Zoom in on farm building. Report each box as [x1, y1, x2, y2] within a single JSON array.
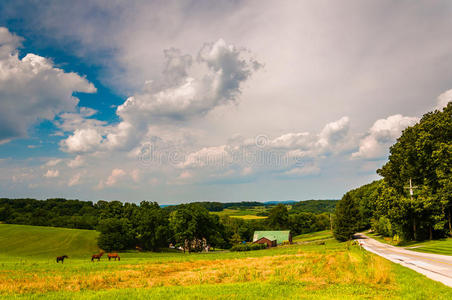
[[252, 230, 292, 246], [253, 237, 277, 248]]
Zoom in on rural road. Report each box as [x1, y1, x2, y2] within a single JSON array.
[[355, 233, 452, 288]]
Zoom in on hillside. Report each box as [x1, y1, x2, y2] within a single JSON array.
[[291, 200, 338, 213], [0, 224, 99, 258]]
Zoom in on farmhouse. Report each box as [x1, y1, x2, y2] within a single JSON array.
[[252, 230, 292, 247]]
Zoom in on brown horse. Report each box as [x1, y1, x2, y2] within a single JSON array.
[[91, 251, 104, 262], [56, 255, 68, 263], [108, 253, 120, 261]]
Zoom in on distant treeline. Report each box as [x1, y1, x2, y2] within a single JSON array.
[[0, 198, 332, 251], [167, 200, 337, 213], [334, 103, 451, 242]]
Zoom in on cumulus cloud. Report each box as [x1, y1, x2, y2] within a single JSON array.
[[60, 39, 260, 154], [105, 168, 126, 187], [436, 89, 452, 110], [0, 27, 96, 143], [44, 169, 59, 178], [352, 114, 419, 159], [67, 155, 84, 168], [61, 128, 103, 153], [68, 173, 81, 186]]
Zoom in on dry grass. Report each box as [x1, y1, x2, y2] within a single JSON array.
[[0, 249, 394, 296]]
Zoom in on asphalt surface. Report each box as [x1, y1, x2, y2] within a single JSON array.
[[355, 233, 452, 288]]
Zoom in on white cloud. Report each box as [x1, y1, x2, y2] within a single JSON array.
[[44, 169, 59, 178], [105, 168, 126, 187], [436, 89, 452, 110], [283, 164, 321, 176], [352, 114, 419, 159], [0, 27, 96, 143], [45, 159, 62, 167], [68, 173, 81, 186], [60, 39, 259, 154], [61, 128, 103, 153], [67, 155, 84, 168]]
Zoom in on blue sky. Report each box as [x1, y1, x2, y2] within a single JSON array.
[[0, 1, 451, 204]]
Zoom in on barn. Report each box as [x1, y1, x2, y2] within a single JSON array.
[[253, 237, 277, 248], [252, 230, 292, 247]]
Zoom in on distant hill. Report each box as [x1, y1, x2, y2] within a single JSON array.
[[0, 224, 99, 258], [263, 200, 298, 205], [291, 200, 338, 214]]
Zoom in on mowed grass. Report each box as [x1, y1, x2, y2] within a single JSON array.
[[368, 232, 452, 256], [293, 230, 333, 243], [0, 224, 100, 258], [0, 224, 451, 299]]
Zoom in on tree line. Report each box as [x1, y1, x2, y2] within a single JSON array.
[[334, 103, 451, 241], [0, 198, 332, 251]]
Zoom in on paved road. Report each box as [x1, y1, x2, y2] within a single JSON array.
[[355, 233, 452, 287]]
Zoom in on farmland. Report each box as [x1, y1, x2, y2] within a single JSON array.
[[0, 224, 452, 299], [210, 207, 269, 220]]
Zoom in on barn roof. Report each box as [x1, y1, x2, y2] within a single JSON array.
[[253, 231, 290, 244]]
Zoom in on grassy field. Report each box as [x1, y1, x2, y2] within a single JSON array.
[[0, 224, 100, 258], [0, 224, 451, 299], [367, 232, 452, 256], [211, 207, 268, 220], [293, 230, 333, 243]]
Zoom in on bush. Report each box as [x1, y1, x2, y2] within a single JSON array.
[[230, 243, 267, 252]]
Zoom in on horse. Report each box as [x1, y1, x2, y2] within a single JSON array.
[[91, 251, 104, 262], [108, 253, 120, 261], [56, 255, 68, 263]]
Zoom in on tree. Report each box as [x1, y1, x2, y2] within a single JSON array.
[[333, 193, 361, 241], [97, 218, 134, 251], [267, 204, 289, 230], [133, 201, 169, 251]]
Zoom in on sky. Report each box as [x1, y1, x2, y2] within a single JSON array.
[[0, 0, 451, 204]]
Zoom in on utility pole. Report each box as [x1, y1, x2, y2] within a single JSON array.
[[404, 178, 419, 240], [404, 178, 418, 200]]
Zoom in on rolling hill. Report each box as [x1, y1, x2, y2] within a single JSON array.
[[0, 223, 99, 258]]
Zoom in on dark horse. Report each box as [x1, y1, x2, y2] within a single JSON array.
[[108, 253, 120, 261], [91, 251, 104, 262], [56, 255, 68, 263]]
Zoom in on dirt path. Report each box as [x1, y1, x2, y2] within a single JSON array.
[[355, 233, 452, 287]]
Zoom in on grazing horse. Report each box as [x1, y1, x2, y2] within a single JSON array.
[[108, 253, 120, 261], [56, 255, 68, 263], [91, 251, 104, 262]]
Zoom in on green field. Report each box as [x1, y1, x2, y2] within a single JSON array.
[[0, 224, 451, 299], [0, 224, 100, 258], [211, 207, 268, 219], [367, 232, 452, 256], [293, 230, 333, 243]]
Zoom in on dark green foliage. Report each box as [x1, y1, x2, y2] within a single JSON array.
[[333, 194, 361, 241], [169, 203, 227, 250], [97, 218, 134, 251], [336, 103, 451, 242], [291, 200, 338, 214], [230, 243, 267, 252], [289, 212, 330, 235], [0, 198, 98, 229], [267, 204, 289, 230]]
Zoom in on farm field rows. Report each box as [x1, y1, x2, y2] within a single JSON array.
[[0, 224, 452, 299]]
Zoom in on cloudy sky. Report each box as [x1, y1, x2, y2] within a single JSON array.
[[0, 0, 451, 204]]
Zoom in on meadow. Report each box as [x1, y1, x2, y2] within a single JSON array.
[[210, 207, 269, 220], [0, 224, 451, 299]]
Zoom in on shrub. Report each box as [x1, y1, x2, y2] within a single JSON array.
[[230, 243, 267, 252]]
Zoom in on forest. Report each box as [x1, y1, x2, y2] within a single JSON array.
[[0, 198, 332, 251], [334, 103, 452, 241]]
